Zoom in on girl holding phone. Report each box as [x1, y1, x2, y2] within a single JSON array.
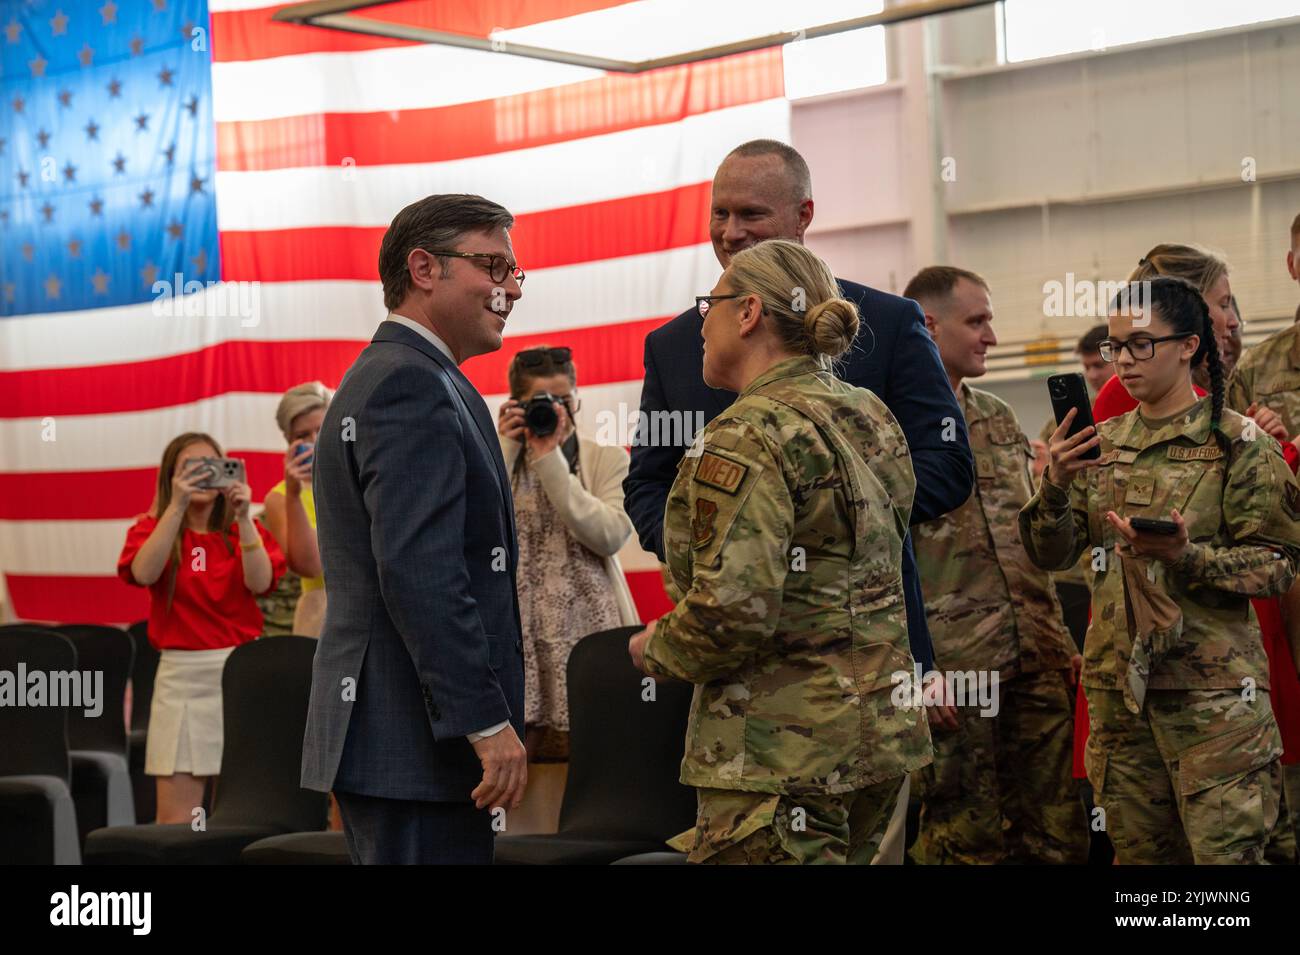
[[1020, 276, 1300, 863], [118, 433, 286, 822]]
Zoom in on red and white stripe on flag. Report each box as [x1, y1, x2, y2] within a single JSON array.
[[0, 0, 790, 624]]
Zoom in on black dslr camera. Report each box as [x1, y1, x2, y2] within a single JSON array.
[[522, 393, 564, 437]]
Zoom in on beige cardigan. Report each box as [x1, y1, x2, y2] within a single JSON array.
[[499, 434, 641, 628]]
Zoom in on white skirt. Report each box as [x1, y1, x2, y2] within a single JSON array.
[[145, 646, 235, 777]]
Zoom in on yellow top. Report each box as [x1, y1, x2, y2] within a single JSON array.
[[270, 479, 324, 593]]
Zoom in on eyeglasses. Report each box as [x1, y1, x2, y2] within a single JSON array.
[[515, 346, 571, 368], [426, 250, 525, 286], [1099, 333, 1194, 362], [696, 294, 742, 319]]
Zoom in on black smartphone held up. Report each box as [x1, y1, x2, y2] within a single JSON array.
[[1047, 372, 1101, 461], [1129, 516, 1179, 536]]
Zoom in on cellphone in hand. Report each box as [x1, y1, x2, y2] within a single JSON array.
[[294, 442, 314, 467], [1047, 373, 1101, 461], [191, 456, 247, 489], [1129, 516, 1179, 536]]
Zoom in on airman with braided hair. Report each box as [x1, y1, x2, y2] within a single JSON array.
[[1020, 275, 1300, 863]]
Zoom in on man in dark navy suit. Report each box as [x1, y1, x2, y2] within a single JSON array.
[[302, 194, 528, 864]]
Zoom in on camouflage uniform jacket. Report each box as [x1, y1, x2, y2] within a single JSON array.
[[1019, 397, 1300, 693], [642, 355, 933, 796], [914, 384, 1074, 677], [1226, 321, 1300, 436]]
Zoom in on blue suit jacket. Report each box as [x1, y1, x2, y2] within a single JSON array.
[[301, 321, 525, 802], [623, 279, 975, 672]]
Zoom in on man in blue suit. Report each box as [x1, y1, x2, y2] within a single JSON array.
[[302, 194, 528, 864], [626, 141, 975, 681]]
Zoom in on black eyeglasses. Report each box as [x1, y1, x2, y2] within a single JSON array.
[[1099, 334, 1194, 363], [696, 294, 742, 319], [515, 346, 571, 368], [427, 250, 525, 286]]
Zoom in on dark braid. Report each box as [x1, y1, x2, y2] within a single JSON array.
[[1200, 306, 1228, 451]]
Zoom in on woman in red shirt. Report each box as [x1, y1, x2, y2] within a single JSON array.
[[118, 432, 286, 823]]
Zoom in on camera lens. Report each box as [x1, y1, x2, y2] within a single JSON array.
[[524, 396, 558, 436]]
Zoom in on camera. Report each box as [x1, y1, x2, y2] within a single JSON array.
[[522, 392, 564, 437]]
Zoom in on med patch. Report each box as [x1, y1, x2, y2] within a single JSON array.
[[694, 451, 748, 495]]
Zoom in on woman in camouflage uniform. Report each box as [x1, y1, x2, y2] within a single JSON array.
[[628, 240, 932, 864], [1021, 276, 1300, 864]]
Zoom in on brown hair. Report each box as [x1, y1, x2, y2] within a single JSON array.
[[1291, 212, 1300, 246], [903, 265, 989, 306], [1127, 243, 1228, 295], [153, 433, 235, 610], [1077, 324, 1110, 356], [507, 346, 577, 400], [378, 194, 515, 311]]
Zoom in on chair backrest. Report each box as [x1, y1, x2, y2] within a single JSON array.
[[559, 626, 697, 841], [0, 628, 77, 782], [54, 625, 134, 757], [211, 636, 328, 832], [125, 621, 159, 733]]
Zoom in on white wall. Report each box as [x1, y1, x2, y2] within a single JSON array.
[[794, 6, 1300, 428]]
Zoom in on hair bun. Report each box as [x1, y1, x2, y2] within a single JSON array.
[[803, 297, 859, 359]]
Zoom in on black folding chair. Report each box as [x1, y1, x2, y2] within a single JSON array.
[[0, 628, 81, 864], [494, 626, 696, 865], [126, 620, 159, 824], [55, 625, 138, 839], [84, 636, 328, 864]]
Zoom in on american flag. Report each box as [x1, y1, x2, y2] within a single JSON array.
[[0, 0, 790, 624]]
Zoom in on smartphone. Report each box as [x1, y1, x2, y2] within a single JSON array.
[[1129, 517, 1179, 536], [294, 442, 314, 467], [1047, 373, 1100, 461], [191, 456, 246, 489]]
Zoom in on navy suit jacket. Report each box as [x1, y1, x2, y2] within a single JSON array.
[[301, 321, 525, 802], [623, 279, 975, 672]]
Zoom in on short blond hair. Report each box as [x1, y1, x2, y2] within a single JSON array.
[[725, 240, 859, 365], [275, 381, 332, 441]]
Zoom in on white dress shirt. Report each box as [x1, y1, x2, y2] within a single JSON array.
[[382, 314, 509, 745]]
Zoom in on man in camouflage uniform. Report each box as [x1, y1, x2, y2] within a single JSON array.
[[1226, 214, 1300, 433], [1225, 323, 1300, 437], [1021, 344, 1300, 861], [905, 267, 1088, 864], [630, 346, 932, 864], [1223, 211, 1300, 858]]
